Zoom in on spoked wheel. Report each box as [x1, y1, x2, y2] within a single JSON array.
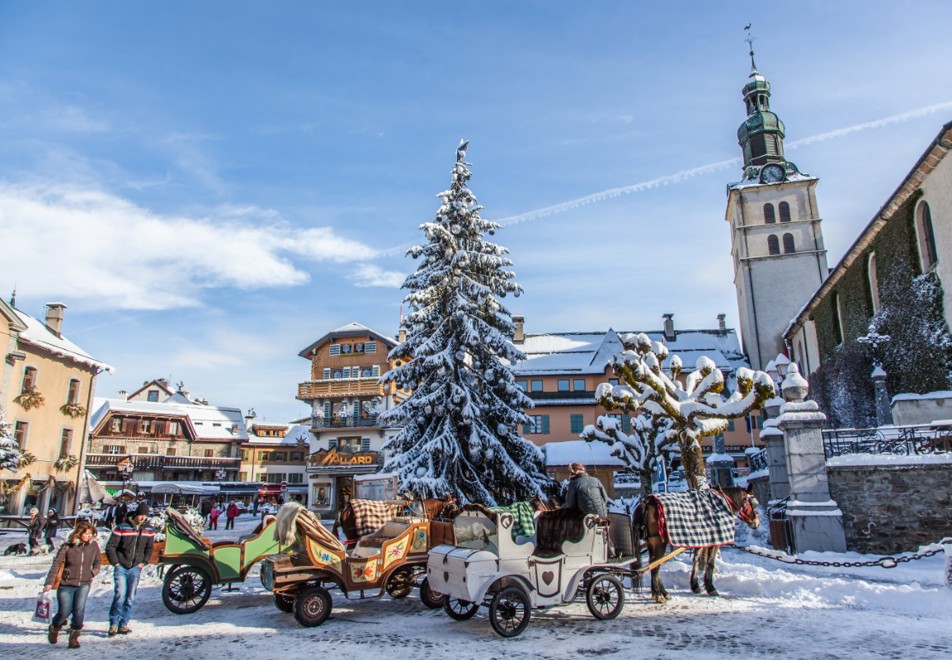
[[162, 565, 213, 614], [443, 597, 479, 620], [586, 574, 625, 620], [385, 568, 415, 599], [274, 592, 294, 613], [294, 585, 333, 627], [489, 585, 531, 638], [419, 578, 446, 609]]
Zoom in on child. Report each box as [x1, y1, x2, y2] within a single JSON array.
[[208, 503, 222, 530]]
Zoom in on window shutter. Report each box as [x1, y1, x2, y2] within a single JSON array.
[[570, 415, 583, 434], [322, 368, 331, 379], [522, 423, 530, 434], [622, 414, 630, 433], [365, 342, 377, 353], [542, 416, 550, 434], [329, 438, 338, 449], [372, 364, 380, 377], [361, 438, 370, 452], [323, 402, 331, 420], [329, 344, 341, 356]]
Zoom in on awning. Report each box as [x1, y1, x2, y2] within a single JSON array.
[[149, 482, 219, 495]]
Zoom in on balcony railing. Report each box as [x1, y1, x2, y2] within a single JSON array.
[[312, 414, 383, 430], [525, 390, 595, 402], [85, 453, 242, 471], [747, 448, 769, 474], [822, 424, 952, 459], [298, 378, 385, 400]]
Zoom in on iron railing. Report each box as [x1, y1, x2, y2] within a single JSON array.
[[312, 414, 381, 430], [821, 424, 952, 459], [748, 448, 769, 474]]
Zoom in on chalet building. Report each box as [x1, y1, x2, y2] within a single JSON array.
[[0, 298, 113, 515], [85, 379, 248, 489], [240, 416, 311, 502], [296, 322, 402, 516], [510, 314, 765, 493]]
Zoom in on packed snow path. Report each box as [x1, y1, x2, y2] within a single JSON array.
[[1, 517, 950, 659]]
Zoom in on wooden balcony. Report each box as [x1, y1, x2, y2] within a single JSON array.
[[85, 453, 242, 472], [297, 378, 385, 400]]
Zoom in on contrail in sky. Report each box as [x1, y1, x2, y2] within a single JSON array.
[[495, 100, 952, 227]]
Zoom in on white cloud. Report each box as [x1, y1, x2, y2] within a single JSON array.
[[347, 263, 406, 288], [0, 183, 381, 310]]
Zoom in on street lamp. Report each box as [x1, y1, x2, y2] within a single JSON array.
[[214, 468, 227, 482]]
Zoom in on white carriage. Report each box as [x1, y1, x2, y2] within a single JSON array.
[[426, 507, 630, 637]]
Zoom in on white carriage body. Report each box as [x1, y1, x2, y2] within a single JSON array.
[[426, 509, 610, 607]]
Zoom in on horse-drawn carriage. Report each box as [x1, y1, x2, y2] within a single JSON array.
[[260, 501, 453, 627], [159, 507, 288, 614], [426, 506, 634, 637]]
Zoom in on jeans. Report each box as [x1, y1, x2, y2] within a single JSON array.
[[109, 565, 141, 627], [53, 584, 90, 630]]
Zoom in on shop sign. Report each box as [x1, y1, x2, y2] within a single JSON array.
[[308, 448, 380, 468]]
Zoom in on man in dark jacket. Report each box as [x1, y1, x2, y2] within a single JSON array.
[[105, 503, 155, 637], [562, 463, 608, 517]]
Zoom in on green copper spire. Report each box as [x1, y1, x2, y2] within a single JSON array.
[[737, 30, 786, 169]]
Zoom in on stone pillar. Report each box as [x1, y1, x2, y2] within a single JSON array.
[[761, 395, 790, 502], [776, 364, 847, 553], [708, 434, 735, 487], [872, 366, 894, 427]]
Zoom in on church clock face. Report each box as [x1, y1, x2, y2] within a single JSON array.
[[760, 163, 785, 184]]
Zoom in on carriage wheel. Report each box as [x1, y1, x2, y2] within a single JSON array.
[[293, 585, 333, 627], [162, 565, 213, 614], [443, 597, 479, 621], [274, 592, 294, 613], [489, 586, 531, 638], [586, 574, 625, 620], [419, 578, 446, 609], [385, 568, 415, 599]]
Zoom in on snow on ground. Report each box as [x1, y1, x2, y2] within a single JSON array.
[[1, 515, 950, 659]]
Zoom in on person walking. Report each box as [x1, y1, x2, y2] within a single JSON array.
[[225, 501, 239, 530], [43, 508, 61, 550], [43, 521, 101, 649], [27, 507, 44, 552], [208, 503, 222, 530], [105, 502, 155, 637]]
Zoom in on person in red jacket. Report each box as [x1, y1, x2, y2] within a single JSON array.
[[225, 501, 239, 530], [44, 521, 101, 649]]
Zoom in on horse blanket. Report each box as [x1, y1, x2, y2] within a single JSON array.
[[349, 499, 401, 538], [489, 501, 537, 538], [649, 489, 736, 548]]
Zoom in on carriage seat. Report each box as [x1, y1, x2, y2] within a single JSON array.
[[350, 521, 411, 558], [237, 515, 276, 544], [532, 509, 590, 559]]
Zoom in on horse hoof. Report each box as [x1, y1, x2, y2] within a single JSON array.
[[653, 595, 667, 604], [706, 589, 719, 597], [690, 583, 702, 594]]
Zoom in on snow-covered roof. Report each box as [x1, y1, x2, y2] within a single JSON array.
[[298, 321, 397, 358], [90, 397, 249, 442], [1, 300, 114, 373], [542, 440, 626, 467], [246, 423, 313, 446], [512, 328, 748, 377]]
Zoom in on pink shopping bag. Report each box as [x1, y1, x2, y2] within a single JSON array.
[[32, 591, 52, 625]]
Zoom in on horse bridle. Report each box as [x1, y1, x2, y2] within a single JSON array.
[[715, 487, 758, 526]]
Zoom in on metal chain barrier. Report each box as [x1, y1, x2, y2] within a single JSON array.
[[728, 541, 946, 569]]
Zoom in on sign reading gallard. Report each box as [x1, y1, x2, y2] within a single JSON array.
[[308, 448, 381, 468]]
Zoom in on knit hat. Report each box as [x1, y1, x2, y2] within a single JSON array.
[[134, 503, 150, 517]]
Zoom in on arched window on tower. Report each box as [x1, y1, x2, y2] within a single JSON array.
[[764, 203, 776, 224], [782, 233, 795, 254], [868, 252, 881, 315], [915, 200, 938, 271], [779, 201, 791, 223], [767, 235, 780, 255]]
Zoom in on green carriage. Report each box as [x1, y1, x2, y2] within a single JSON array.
[[160, 507, 289, 614]]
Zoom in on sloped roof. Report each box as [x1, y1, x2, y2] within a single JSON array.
[[0, 299, 113, 373], [246, 423, 314, 447], [90, 397, 249, 442], [298, 321, 397, 359]]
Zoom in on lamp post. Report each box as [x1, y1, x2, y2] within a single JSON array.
[[117, 455, 135, 498]]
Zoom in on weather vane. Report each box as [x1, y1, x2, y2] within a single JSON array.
[[744, 24, 758, 71]]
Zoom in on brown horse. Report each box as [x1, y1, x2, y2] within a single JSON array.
[[633, 486, 760, 603]]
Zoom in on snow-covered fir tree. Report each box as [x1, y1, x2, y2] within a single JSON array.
[[595, 332, 775, 490], [380, 141, 554, 505], [0, 406, 22, 473]]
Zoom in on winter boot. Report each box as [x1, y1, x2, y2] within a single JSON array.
[[68, 629, 81, 649], [48, 624, 63, 644], [108, 624, 118, 636]]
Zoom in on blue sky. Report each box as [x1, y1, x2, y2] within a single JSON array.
[[2, 2, 951, 423]]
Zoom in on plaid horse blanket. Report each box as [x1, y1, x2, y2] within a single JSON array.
[[349, 499, 401, 538], [649, 489, 736, 548], [489, 501, 537, 539]]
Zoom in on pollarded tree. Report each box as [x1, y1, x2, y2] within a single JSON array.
[[380, 141, 554, 505], [596, 332, 775, 490], [580, 411, 676, 499], [0, 406, 22, 473]]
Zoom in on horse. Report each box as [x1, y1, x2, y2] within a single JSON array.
[[632, 485, 760, 603]]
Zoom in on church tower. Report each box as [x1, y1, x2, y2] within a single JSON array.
[[726, 42, 828, 370]]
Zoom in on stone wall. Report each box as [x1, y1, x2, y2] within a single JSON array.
[[827, 462, 952, 554]]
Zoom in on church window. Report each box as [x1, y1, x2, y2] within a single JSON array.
[[767, 235, 780, 255], [782, 233, 795, 253], [868, 252, 881, 314], [763, 204, 776, 224], [915, 201, 938, 271], [779, 201, 791, 223], [832, 292, 844, 345]]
